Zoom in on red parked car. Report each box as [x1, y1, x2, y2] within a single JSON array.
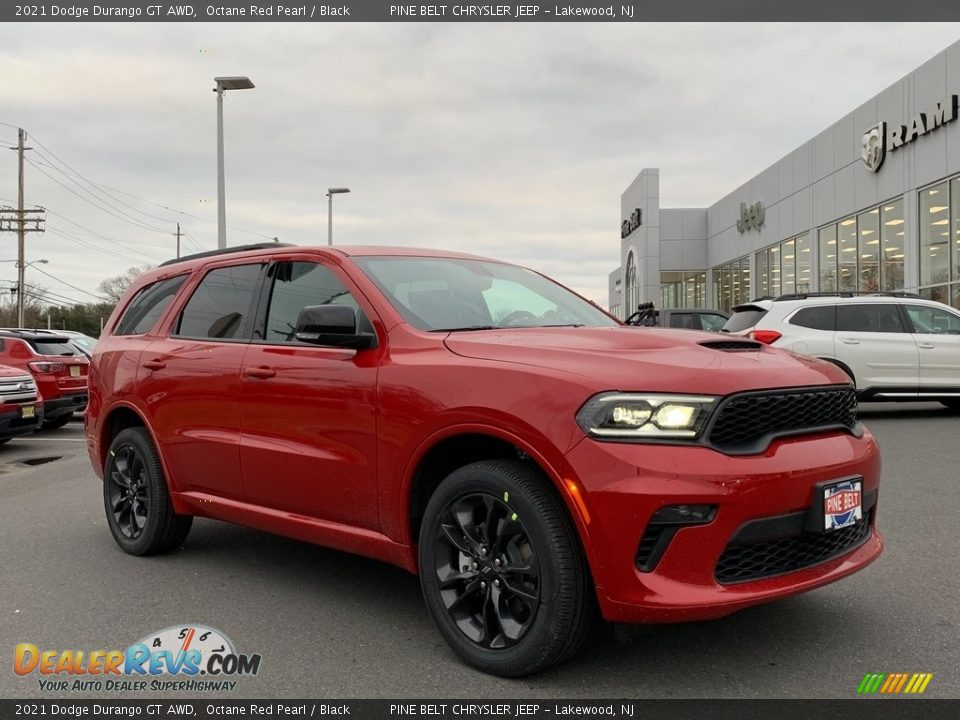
[[86, 244, 883, 676], [0, 361, 42, 444], [0, 330, 88, 429]]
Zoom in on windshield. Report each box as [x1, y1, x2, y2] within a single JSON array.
[[354, 257, 618, 332], [69, 335, 97, 353]]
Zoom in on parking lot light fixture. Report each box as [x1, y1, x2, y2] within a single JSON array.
[[326, 187, 351, 246], [214, 75, 255, 250]]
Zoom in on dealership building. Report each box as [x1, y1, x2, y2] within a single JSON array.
[[608, 39, 960, 320]]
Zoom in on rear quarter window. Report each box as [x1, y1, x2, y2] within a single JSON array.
[[789, 305, 836, 331], [115, 275, 188, 336]]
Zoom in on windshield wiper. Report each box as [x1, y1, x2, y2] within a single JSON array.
[[431, 323, 586, 332], [430, 326, 498, 332]]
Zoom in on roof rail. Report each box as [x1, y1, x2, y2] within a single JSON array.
[[158, 242, 296, 268], [773, 291, 922, 301]]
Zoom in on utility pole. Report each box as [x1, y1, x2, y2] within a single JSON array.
[[0, 128, 45, 327], [174, 222, 182, 259]]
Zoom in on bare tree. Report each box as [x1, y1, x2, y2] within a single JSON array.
[[97, 265, 154, 304]]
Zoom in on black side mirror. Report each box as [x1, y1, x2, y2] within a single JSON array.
[[294, 305, 378, 350]]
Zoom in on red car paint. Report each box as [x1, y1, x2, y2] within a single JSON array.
[[85, 245, 882, 622], [0, 362, 43, 441], [0, 331, 88, 424]]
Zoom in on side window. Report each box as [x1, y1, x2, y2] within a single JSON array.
[[668, 313, 697, 329], [698, 313, 728, 332], [790, 305, 837, 331], [836, 304, 904, 333], [114, 275, 187, 336], [263, 262, 370, 344], [174, 264, 263, 340], [903, 304, 960, 335]]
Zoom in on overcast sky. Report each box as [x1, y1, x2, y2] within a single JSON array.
[[1, 23, 959, 308]]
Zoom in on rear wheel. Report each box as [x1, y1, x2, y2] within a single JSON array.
[[103, 427, 192, 556], [418, 459, 597, 677]]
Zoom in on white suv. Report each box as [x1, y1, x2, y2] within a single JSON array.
[[722, 293, 960, 409]]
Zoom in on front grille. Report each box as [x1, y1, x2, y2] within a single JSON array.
[[707, 386, 858, 453], [0, 375, 38, 404], [699, 340, 763, 352], [715, 513, 872, 584]]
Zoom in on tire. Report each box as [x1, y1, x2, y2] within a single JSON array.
[[103, 427, 192, 556], [42, 414, 73, 430], [418, 459, 598, 677], [941, 400, 960, 412]]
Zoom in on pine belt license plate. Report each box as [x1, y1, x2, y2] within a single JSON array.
[[20, 405, 35, 419], [70, 365, 81, 377], [823, 479, 862, 531]]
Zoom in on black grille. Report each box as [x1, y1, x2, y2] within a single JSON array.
[[699, 340, 763, 352], [715, 513, 872, 584], [707, 387, 858, 453]]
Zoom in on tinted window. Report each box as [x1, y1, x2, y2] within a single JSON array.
[[175, 264, 263, 340], [699, 313, 728, 332], [29, 341, 77, 356], [115, 275, 187, 336], [723, 306, 768, 333], [790, 305, 836, 331], [836, 304, 904, 333], [263, 262, 370, 343], [667, 313, 699, 330], [903, 304, 960, 335]]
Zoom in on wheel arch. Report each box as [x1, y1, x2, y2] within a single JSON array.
[[402, 425, 601, 584], [817, 356, 857, 387]]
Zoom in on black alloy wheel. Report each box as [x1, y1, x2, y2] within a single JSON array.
[[103, 427, 193, 556], [418, 459, 598, 677], [107, 443, 150, 540], [434, 492, 540, 649]]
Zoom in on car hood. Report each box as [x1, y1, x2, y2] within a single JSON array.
[[443, 326, 848, 395]]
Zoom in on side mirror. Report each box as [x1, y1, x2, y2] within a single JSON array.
[[294, 305, 378, 350]]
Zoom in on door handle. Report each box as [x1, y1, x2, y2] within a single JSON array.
[[840, 339, 860, 345], [244, 366, 276, 380], [918, 343, 935, 350], [142, 359, 166, 371]]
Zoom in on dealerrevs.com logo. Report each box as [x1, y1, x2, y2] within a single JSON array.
[[13, 625, 262, 692]]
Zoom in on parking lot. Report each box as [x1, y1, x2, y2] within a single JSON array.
[[1, 404, 957, 699]]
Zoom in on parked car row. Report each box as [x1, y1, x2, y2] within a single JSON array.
[[0, 329, 93, 445], [722, 292, 960, 409]]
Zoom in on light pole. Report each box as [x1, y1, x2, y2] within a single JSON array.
[[2, 258, 49, 327], [326, 188, 351, 246], [214, 76, 255, 250]]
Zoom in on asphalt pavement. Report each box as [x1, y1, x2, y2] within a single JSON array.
[[1, 405, 957, 699]]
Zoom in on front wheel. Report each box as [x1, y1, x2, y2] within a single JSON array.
[[103, 427, 192, 556], [418, 459, 597, 677]]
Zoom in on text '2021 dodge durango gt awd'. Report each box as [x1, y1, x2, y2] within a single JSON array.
[[86, 244, 883, 676]]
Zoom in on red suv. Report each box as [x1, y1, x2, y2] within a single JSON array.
[[0, 330, 88, 429], [86, 244, 883, 676]]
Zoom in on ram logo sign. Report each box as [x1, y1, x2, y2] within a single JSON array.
[[861, 95, 958, 173]]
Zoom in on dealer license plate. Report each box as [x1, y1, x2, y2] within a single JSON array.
[[70, 365, 81, 377], [823, 479, 862, 531], [20, 405, 35, 419]]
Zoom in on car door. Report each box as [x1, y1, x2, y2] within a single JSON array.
[[901, 303, 960, 389], [834, 303, 919, 390], [136, 261, 266, 501], [239, 258, 382, 529]]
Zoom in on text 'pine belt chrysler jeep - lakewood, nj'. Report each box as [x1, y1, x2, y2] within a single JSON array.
[[85, 244, 883, 676]]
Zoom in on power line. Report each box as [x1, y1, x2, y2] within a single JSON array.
[[45, 226, 161, 265], [44, 210, 167, 259], [29, 264, 109, 302]]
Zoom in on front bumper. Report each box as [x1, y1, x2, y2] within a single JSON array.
[[566, 429, 883, 623], [0, 403, 43, 439]]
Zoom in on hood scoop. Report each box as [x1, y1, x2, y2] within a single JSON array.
[[699, 340, 763, 352]]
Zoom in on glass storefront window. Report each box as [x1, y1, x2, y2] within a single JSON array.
[[881, 199, 905, 291], [768, 245, 781, 297], [953, 283, 960, 311], [818, 225, 838, 292], [709, 259, 748, 312], [858, 208, 880, 292], [953, 178, 960, 283], [660, 271, 707, 309], [796, 233, 812, 293], [755, 249, 768, 297], [920, 182, 950, 286], [920, 285, 950, 304], [781, 239, 796, 295], [838, 215, 858, 292], [740, 257, 750, 303]]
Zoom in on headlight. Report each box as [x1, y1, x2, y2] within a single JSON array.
[[576, 393, 717, 440]]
